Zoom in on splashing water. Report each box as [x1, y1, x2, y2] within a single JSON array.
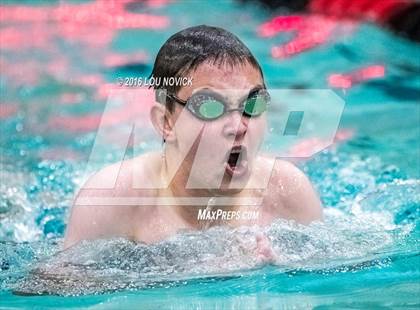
[[1, 161, 417, 296], [0, 0, 419, 307]]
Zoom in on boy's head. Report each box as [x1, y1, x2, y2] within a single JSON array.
[[150, 25, 265, 111], [149, 25, 268, 192]]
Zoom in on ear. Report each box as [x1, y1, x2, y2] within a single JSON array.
[[150, 104, 177, 143]]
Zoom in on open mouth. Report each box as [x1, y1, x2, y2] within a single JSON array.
[[225, 145, 248, 177]]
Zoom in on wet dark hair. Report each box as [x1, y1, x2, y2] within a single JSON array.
[[150, 25, 264, 112]]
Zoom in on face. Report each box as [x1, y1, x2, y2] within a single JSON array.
[[166, 61, 267, 193]]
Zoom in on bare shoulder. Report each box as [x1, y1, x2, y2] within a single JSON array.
[[80, 151, 162, 191], [64, 152, 162, 248], [258, 157, 323, 224]]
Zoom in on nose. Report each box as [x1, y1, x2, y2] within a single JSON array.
[[223, 111, 249, 140]]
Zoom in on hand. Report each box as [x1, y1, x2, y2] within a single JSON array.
[[255, 232, 276, 263]]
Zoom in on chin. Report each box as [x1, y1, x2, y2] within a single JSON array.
[[211, 186, 243, 197]]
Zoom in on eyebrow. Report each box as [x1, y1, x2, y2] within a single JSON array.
[[193, 84, 265, 105]]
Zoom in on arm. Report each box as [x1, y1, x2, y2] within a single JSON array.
[[64, 199, 108, 249], [268, 159, 323, 224], [63, 163, 135, 249]]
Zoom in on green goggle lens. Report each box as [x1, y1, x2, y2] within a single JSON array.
[[243, 95, 269, 116], [198, 100, 225, 119]]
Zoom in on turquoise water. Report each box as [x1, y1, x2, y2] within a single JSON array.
[[1, 0, 420, 308]]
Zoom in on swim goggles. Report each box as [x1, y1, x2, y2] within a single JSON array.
[[160, 88, 271, 121]]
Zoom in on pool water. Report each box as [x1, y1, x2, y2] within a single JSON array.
[[1, 0, 419, 308]]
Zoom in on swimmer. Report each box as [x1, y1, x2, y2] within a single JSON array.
[[64, 25, 323, 256]]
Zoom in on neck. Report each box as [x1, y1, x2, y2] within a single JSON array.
[[160, 147, 241, 229]]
